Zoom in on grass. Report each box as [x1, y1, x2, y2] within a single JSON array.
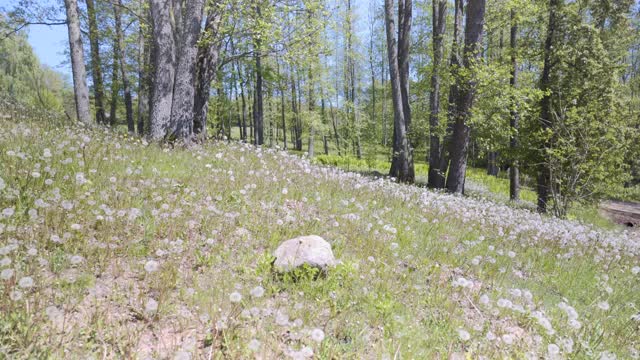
[[0, 118, 639, 359]]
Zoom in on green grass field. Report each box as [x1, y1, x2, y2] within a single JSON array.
[[1, 119, 639, 358]]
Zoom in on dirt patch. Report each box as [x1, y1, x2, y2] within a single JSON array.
[[600, 200, 640, 228]]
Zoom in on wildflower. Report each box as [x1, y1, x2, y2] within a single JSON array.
[[229, 291, 242, 303], [2, 207, 14, 218], [548, 344, 560, 356], [275, 311, 289, 326], [18, 276, 34, 288], [144, 260, 160, 273], [1, 268, 14, 280], [479, 294, 490, 305], [10, 290, 23, 301], [0, 177, 5, 190], [282, 187, 288, 195], [70, 255, 84, 265], [311, 328, 325, 342], [598, 301, 610, 311], [145, 298, 159, 313], [250, 286, 265, 298], [502, 334, 514, 345], [173, 350, 191, 360], [248, 339, 261, 351], [0, 257, 10, 267], [631, 266, 640, 275], [457, 329, 471, 341], [75, 172, 87, 185]]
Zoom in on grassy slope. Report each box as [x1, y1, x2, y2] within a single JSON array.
[[1, 119, 639, 359]]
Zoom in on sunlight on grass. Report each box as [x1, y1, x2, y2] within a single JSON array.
[[0, 119, 638, 358]]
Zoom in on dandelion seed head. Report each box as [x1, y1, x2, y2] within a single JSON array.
[[250, 286, 264, 298], [248, 339, 261, 351], [229, 291, 242, 303], [144, 260, 160, 273], [18, 276, 34, 288], [1, 268, 14, 280], [457, 329, 471, 341], [311, 328, 325, 342]]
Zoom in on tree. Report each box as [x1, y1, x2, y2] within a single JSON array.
[[446, 0, 486, 194], [509, 8, 519, 201], [86, 0, 106, 124], [64, 0, 90, 124], [193, 3, 224, 138], [384, 0, 414, 182], [148, 0, 175, 140], [114, 0, 134, 133], [169, 0, 205, 138], [427, 0, 446, 188]]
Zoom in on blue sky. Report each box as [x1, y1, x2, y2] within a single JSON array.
[[27, 23, 71, 76], [0, 0, 71, 75]]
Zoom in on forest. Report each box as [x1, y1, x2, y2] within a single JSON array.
[[1, 0, 640, 358], [2, 0, 639, 216]]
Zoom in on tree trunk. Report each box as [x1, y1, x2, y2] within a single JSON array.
[[509, 8, 520, 201], [193, 5, 223, 138], [446, 0, 486, 194], [137, 1, 150, 136], [397, 0, 412, 129], [291, 76, 300, 150], [487, 151, 499, 176], [169, 0, 205, 139], [64, 0, 91, 124], [428, 0, 447, 188], [537, 0, 560, 213], [438, 0, 464, 185], [86, 0, 106, 124], [115, 0, 134, 133], [240, 66, 248, 142], [252, 6, 265, 146], [308, 69, 315, 157], [149, 0, 176, 140], [109, 33, 119, 127], [277, 60, 287, 149], [385, 0, 414, 183]]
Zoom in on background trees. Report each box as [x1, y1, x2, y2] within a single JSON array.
[[2, 0, 639, 217]]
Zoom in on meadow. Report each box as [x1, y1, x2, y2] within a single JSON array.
[[1, 118, 639, 359]]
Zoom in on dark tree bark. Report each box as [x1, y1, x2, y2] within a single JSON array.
[[64, 0, 91, 124], [428, 0, 447, 188], [385, 0, 414, 183], [238, 61, 249, 142], [509, 9, 520, 201], [487, 151, 499, 176], [114, 0, 134, 133], [86, 0, 106, 124], [277, 59, 287, 149], [438, 0, 464, 186], [109, 33, 119, 126], [149, 0, 175, 140], [308, 69, 315, 157], [137, 5, 150, 136], [252, 5, 265, 146], [397, 0, 412, 129], [193, 5, 223, 138], [446, 0, 486, 194], [169, 0, 205, 139], [291, 75, 300, 150], [537, 0, 560, 213]]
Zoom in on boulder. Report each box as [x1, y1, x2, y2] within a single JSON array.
[[273, 235, 336, 272]]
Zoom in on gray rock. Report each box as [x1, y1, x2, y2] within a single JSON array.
[[273, 235, 336, 271]]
